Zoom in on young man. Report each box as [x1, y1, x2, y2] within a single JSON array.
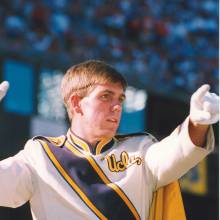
[[0, 60, 218, 220]]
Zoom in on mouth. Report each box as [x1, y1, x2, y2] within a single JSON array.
[[107, 118, 118, 123]]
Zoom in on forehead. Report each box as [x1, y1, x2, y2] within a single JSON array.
[[89, 83, 125, 95]]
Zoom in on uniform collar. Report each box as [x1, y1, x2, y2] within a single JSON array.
[[67, 129, 115, 155]]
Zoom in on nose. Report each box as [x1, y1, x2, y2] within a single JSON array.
[[111, 103, 122, 112]]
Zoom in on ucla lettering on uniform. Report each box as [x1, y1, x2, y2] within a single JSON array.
[[106, 151, 142, 172]]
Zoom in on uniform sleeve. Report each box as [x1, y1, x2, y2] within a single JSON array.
[[145, 117, 214, 189], [0, 140, 34, 208]]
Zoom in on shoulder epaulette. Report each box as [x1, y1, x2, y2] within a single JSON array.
[[115, 132, 157, 142], [33, 135, 67, 147]]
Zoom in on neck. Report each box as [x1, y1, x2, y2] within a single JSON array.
[[70, 124, 101, 147]]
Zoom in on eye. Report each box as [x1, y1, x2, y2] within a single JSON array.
[[100, 93, 110, 101], [119, 96, 126, 104]]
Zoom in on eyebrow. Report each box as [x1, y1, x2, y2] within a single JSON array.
[[101, 90, 126, 98]]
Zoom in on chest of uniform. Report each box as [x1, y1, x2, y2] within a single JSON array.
[[39, 142, 143, 220]]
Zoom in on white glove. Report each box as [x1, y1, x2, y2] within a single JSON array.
[[190, 84, 219, 125], [0, 81, 9, 101]]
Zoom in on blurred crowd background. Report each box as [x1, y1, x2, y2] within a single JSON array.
[[0, 0, 218, 93]]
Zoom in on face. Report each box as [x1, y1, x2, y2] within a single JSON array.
[[76, 83, 125, 140]]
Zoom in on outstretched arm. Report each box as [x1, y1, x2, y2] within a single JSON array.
[[0, 150, 33, 207], [145, 84, 218, 189], [0, 81, 33, 207]]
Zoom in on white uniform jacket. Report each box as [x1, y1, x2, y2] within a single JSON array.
[[0, 118, 214, 220]]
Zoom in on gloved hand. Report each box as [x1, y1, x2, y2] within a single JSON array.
[[190, 84, 219, 125], [0, 81, 9, 101]]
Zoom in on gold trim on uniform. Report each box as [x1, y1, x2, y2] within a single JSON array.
[[95, 138, 112, 155], [46, 136, 66, 147], [67, 129, 113, 155], [65, 141, 141, 220], [68, 131, 91, 153], [39, 140, 108, 220]]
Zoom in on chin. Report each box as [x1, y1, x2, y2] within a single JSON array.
[[98, 129, 117, 139]]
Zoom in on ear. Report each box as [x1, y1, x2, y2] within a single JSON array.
[[70, 95, 83, 115]]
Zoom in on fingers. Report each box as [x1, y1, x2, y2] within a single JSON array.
[[203, 101, 218, 113], [0, 81, 9, 92], [191, 110, 211, 122], [197, 111, 211, 121], [203, 101, 212, 112], [203, 92, 219, 113], [192, 84, 210, 102], [190, 84, 219, 125], [0, 81, 9, 101]]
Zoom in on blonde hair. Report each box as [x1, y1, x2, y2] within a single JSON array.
[[61, 60, 127, 121]]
